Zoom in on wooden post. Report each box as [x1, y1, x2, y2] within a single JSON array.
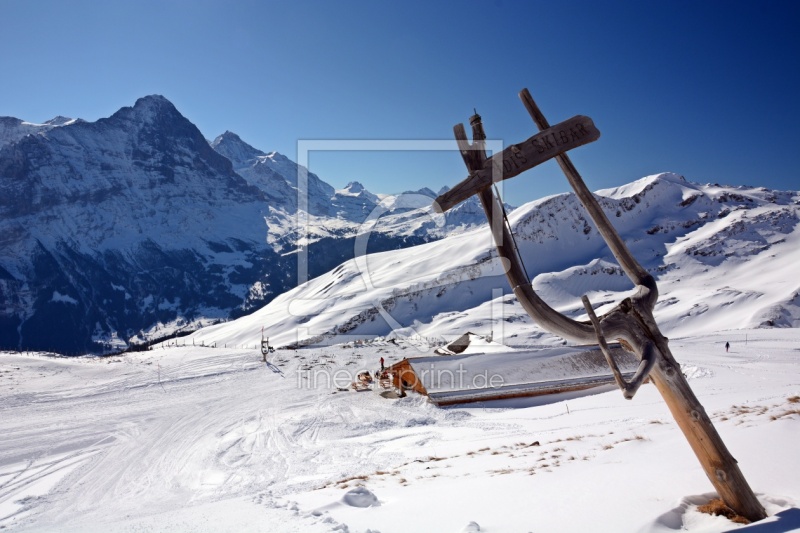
[[441, 91, 766, 523]]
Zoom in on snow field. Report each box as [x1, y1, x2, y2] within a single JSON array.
[[1, 329, 798, 532]]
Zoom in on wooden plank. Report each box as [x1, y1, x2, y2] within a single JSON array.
[[433, 115, 600, 213]]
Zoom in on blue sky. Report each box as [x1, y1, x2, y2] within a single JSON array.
[[1, 0, 798, 204]]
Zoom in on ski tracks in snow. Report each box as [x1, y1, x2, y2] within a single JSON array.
[[0, 442, 105, 524]]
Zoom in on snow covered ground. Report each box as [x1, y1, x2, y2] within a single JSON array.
[[1, 329, 798, 532]]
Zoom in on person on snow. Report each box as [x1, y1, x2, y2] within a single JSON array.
[[380, 357, 385, 372], [725, 341, 730, 353]]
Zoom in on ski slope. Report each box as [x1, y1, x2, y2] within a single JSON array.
[[1, 329, 798, 532]]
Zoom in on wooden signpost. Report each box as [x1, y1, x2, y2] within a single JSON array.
[[434, 88, 767, 523], [433, 115, 599, 213]]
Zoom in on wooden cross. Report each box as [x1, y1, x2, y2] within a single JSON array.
[[433, 114, 600, 213], [434, 88, 766, 523]]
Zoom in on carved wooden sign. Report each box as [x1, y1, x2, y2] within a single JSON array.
[[434, 114, 600, 213]]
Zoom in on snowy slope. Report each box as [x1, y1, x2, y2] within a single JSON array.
[[1, 329, 798, 532], [182, 173, 800, 350]]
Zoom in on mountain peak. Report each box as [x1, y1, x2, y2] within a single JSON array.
[[44, 116, 77, 126], [211, 131, 265, 168], [595, 172, 692, 201], [106, 95, 183, 127], [0, 115, 79, 150], [214, 130, 243, 143], [345, 181, 365, 193], [411, 187, 437, 198], [134, 94, 173, 108], [135, 94, 180, 117]]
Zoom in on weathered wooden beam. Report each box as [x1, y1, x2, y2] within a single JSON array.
[[453, 114, 596, 343], [518, 89, 654, 299], [515, 88, 767, 523], [582, 295, 630, 391], [434, 115, 600, 213], [582, 294, 654, 399], [444, 93, 767, 523]]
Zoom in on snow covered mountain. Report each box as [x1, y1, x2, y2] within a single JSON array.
[[210, 131, 336, 219], [182, 173, 800, 350], [0, 96, 487, 354], [0, 115, 82, 149], [0, 96, 284, 353], [208, 130, 496, 249], [13, 94, 792, 358]]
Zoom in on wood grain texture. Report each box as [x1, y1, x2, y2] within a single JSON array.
[[442, 91, 766, 523], [433, 115, 600, 213]]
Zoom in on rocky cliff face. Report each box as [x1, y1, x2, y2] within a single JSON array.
[[210, 131, 335, 218], [0, 96, 492, 353], [0, 96, 287, 352]]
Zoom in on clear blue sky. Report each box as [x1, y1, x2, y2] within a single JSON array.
[[1, 0, 798, 204]]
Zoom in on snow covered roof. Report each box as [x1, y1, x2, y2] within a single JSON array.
[[434, 332, 514, 355]]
